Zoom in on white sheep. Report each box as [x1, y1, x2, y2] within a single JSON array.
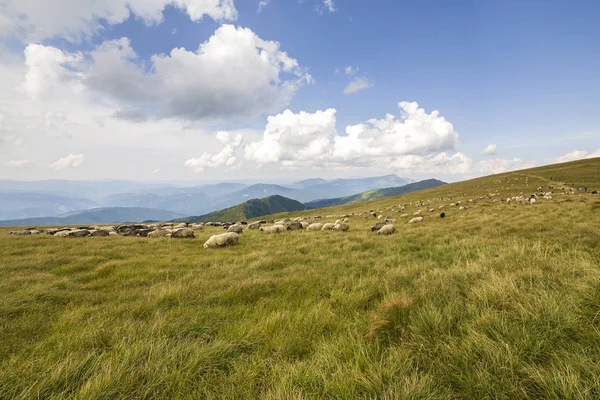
[[227, 224, 244, 234], [307, 223, 324, 231], [321, 223, 335, 231], [400, 214, 408, 218], [408, 217, 424, 224], [377, 224, 396, 235], [260, 225, 285, 234], [332, 223, 350, 232], [203, 232, 239, 248]]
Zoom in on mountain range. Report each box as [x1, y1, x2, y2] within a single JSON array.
[[0, 174, 414, 221]]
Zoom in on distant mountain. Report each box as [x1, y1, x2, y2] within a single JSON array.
[[288, 174, 414, 202], [292, 178, 328, 188], [305, 179, 447, 209], [99, 192, 211, 215], [0, 207, 183, 227], [0, 175, 415, 221], [175, 195, 307, 223], [0, 192, 100, 220]]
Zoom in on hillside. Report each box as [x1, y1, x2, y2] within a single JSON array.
[[1, 158, 599, 399], [0, 207, 182, 226], [305, 179, 446, 209], [175, 195, 306, 223]]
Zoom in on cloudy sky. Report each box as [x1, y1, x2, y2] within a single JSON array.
[[0, 0, 599, 182]]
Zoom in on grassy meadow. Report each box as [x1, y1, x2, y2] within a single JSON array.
[[1, 158, 600, 399]]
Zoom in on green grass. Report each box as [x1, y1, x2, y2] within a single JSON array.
[[1, 158, 600, 399]]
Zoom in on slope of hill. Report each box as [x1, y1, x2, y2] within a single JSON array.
[[305, 179, 446, 209], [175, 195, 306, 223], [0, 207, 182, 226], [1, 158, 600, 398]]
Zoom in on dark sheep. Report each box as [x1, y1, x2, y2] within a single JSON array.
[[371, 222, 386, 232], [287, 222, 304, 231], [440, 212, 446, 218]]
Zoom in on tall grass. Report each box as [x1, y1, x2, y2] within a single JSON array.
[[1, 159, 599, 399]]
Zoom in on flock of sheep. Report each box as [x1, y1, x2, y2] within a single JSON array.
[[8, 178, 592, 249]]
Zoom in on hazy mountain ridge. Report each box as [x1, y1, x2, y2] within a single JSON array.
[[305, 179, 447, 209], [0, 174, 413, 222], [174, 195, 307, 223], [0, 207, 183, 227]]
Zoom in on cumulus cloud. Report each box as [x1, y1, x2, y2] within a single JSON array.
[[344, 77, 373, 94], [51, 154, 86, 169], [481, 144, 497, 155], [245, 101, 463, 172], [389, 153, 472, 175], [555, 149, 600, 163], [24, 44, 84, 100], [245, 109, 337, 167], [5, 159, 34, 168], [185, 131, 243, 172], [0, 0, 237, 42], [475, 158, 536, 175], [23, 25, 311, 121]]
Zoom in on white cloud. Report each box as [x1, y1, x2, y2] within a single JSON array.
[[322, 0, 336, 13], [481, 144, 497, 155], [258, 0, 270, 12], [51, 154, 86, 169], [475, 158, 536, 175], [245, 109, 337, 167], [245, 101, 462, 172], [555, 149, 600, 163], [185, 131, 243, 172], [344, 65, 358, 76], [5, 159, 34, 168], [24, 44, 84, 100], [0, 0, 237, 42], [23, 25, 311, 121], [344, 77, 373, 94]]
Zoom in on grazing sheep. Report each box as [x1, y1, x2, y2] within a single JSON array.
[[203, 232, 239, 249], [371, 222, 387, 231], [300, 222, 309, 229], [9, 230, 31, 235], [191, 224, 204, 231], [307, 223, 324, 231], [342, 218, 350, 224], [530, 198, 537, 204], [413, 210, 421, 216], [68, 229, 91, 237], [377, 224, 396, 235], [89, 230, 110, 237], [247, 222, 262, 230], [440, 212, 446, 218], [227, 224, 244, 234], [332, 223, 350, 232], [168, 228, 195, 239], [408, 217, 424, 224], [54, 230, 72, 237], [260, 225, 285, 234], [335, 220, 341, 225], [287, 222, 304, 231], [148, 229, 169, 238], [321, 223, 335, 231], [109, 232, 119, 237], [400, 214, 409, 218]]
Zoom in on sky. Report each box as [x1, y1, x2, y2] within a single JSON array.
[[0, 0, 599, 183]]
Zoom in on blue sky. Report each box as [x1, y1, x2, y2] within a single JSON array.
[[0, 0, 599, 182]]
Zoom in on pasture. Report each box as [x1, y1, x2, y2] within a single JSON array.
[[1, 158, 600, 399]]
